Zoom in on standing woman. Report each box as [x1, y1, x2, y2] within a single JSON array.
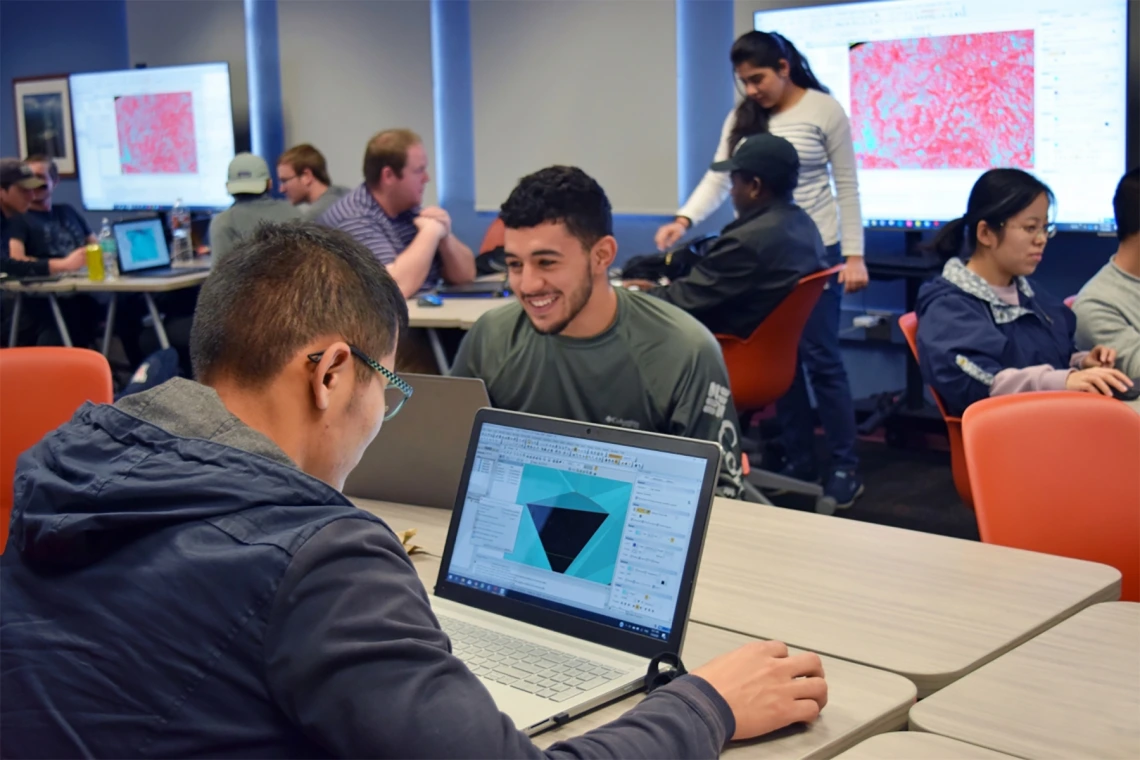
[[656, 31, 867, 507]]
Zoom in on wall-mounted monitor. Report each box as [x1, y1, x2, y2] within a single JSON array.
[[70, 62, 236, 211], [754, 0, 1130, 233]]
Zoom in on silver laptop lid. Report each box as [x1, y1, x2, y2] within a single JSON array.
[[435, 409, 721, 660], [343, 374, 490, 509]]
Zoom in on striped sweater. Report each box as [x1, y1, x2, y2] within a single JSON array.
[[678, 89, 864, 258]]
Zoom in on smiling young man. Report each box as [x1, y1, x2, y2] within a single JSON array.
[[451, 166, 745, 497], [3, 222, 828, 757]]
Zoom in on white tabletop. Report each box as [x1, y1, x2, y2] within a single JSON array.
[[352, 498, 918, 760], [690, 497, 1121, 696], [406, 296, 514, 329], [2, 270, 208, 294], [909, 602, 1140, 759], [71, 270, 209, 292], [834, 732, 1017, 759]]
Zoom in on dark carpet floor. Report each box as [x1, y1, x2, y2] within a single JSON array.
[[751, 431, 980, 541]]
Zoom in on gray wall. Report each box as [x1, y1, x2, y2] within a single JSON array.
[[126, 0, 250, 152], [470, 0, 678, 214], [277, 0, 437, 205]]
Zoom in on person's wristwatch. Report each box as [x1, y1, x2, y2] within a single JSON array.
[[675, 216, 692, 229]]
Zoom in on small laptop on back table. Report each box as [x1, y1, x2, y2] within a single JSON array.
[[430, 408, 721, 734], [114, 217, 210, 278]]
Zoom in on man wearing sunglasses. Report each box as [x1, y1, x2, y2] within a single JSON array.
[[3, 224, 827, 757]]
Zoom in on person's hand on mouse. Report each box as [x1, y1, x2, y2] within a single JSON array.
[[1080, 345, 1117, 369], [1066, 366, 1133, 396], [693, 640, 828, 741]]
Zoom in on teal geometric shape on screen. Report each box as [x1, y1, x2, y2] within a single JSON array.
[[505, 464, 633, 585]]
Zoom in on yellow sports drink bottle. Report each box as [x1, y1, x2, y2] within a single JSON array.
[[86, 243, 105, 281]]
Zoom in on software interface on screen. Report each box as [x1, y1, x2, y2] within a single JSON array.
[[755, 0, 1129, 231], [445, 424, 708, 640], [114, 219, 170, 272], [70, 63, 236, 211]]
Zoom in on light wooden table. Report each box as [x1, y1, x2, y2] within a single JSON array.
[[909, 602, 1140, 759], [406, 296, 514, 373], [353, 498, 918, 760], [834, 732, 1017, 759], [4, 270, 209, 352], [691, 498, 1122, 697]]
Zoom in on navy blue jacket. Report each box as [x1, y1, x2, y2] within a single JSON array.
[[0, 379, 732, 758], [916, 258, 1076, 416]]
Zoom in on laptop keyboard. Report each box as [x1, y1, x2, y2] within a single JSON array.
[[438, 615, 627, 702]]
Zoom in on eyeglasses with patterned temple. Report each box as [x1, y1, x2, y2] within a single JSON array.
[[1004, 221, 1057, 240], [307, 346, 413, 420]]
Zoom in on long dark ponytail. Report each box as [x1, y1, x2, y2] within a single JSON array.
[[728, 31, 829, 153], [925, 169, 1056, 261]]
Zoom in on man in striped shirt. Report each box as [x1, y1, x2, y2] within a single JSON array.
[[318, 129, 475, 297]]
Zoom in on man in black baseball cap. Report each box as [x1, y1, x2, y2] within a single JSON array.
[[628, 132, 827, 339], [1, 158, 45, 218]]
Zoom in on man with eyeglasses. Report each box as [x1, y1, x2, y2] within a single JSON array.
[[277, 143, 351, 222], [3, 222, 829, 758]]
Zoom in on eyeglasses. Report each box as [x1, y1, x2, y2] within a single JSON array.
[[1005, 222, 1057, 240], [307, 346, 413, 420]]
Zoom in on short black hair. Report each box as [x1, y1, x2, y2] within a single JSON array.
[[1114, 167, 1139, 242], [499, 166, 613, 249], [732, 168, 798, 201], [190, 223, 408, 387]]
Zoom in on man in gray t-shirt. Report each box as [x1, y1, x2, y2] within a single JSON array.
[[209, 153, 301, 265], [451, 166, 744, 497]]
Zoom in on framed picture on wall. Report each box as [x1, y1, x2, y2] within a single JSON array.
[[12, 75, 76, 177]]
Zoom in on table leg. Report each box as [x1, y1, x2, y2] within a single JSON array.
[[427, 328, 451, 375], [47, 295, 73, 347], [144, 293, 170, 349], [7, 292, 22, 347], [101, 293, 118, 357]]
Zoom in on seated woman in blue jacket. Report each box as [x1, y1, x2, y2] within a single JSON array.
[[916, 168, 1132, 416]]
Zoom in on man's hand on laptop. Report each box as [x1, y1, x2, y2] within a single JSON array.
[[693, 640, 828, 740]]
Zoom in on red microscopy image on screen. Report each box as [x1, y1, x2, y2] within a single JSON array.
[[115, 92, 198, 174], [850, 30, 1034, 170]]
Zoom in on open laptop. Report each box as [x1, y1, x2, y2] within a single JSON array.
[[436, 277, 510, 298], [431, 409, 721, 734], [343, 374, 491, 508], [114, 217, 210, 278]]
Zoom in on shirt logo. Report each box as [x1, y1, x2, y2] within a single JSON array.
[[604, 416, 641, 430], [702, 382, 731, 419]]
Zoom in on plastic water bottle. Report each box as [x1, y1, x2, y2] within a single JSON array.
[[98, 219, 119, 280], [170, 198, 193, 266]]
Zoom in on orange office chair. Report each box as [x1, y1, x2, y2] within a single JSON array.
[[0, 348, 114, 553], [480, 217, 505, 255], [717, 265, 842, 513], [962, 392, 1140, 601], [898, 312, 973, 509]]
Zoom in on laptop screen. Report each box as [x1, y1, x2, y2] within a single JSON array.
[[443, 422, 708, 641], [114, 218, 171, 272]]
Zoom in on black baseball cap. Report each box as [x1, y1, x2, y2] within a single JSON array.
[[0, 158, 46, 190], [710, 133, 800, 180]]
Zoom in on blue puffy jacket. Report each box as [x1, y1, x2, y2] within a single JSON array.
[[0, 378, 731, 758], [916, 257, 1076, 417]]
